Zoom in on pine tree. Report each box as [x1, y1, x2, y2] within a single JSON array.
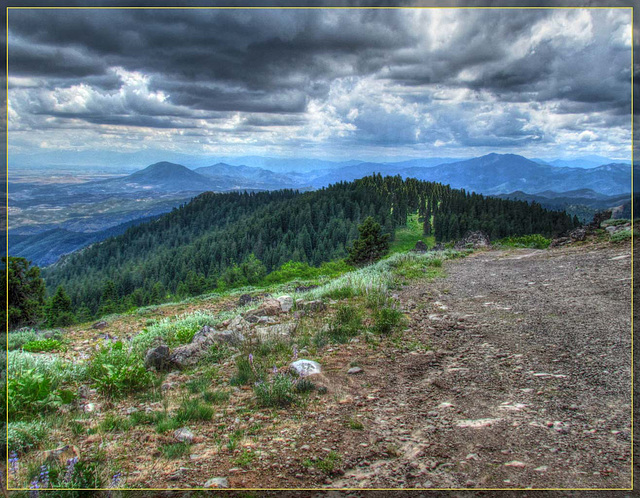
[[2, 257, 46, 329], [346, 216, 390, 266], [45, 286, 75, 327]]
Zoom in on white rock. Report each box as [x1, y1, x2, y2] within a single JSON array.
[[277, 295, 294, 313], [504, 461, 526, 468], [204, 477, 229, 488], [290, 359, 321, 376], [174, 427, 195, 443]]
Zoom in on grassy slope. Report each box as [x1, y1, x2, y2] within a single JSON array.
[[389, 212, 434, 255]]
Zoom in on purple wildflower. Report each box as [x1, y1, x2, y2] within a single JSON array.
[[9, 452, 19, 478], [63, 456, 78, 484], [272, 365, 278, 374], [39, 465, 50, 488], [292, 346, 298, 360], [111, 471, 122, 488], [248, 353, 254, 365]]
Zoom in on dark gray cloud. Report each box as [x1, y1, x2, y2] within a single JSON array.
[[6, 7, 633, 160]]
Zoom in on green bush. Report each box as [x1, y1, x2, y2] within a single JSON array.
[[611, 229, 633, 243], [8, 368, 76, 418], [254, 374, 298, 407], [316, 451, 342, 473], [8, 420, 48, 454], [87, 341, 153, 397], [230, 355, 264, 386], [327, 304, 362, 343], [22, 338, 65, 353], [372, 307, 406, 335], [8, 329, 41, 350], [495, 234, 551, 249], [602, 218, 629, 227]]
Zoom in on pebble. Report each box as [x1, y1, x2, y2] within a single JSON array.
[[174, 427, 195, 443], [504, 460, 526, 468], [347, 367, 363, 375]]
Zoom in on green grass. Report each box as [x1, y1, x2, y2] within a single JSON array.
[[174, 398, 214, 424], [315, 451, 342, 473], [159, 441, 191, 459], [87, 341, 153, 398], [389, 213, 434, 255], [233, 448, 257, 468], [203, 389, 230, 404], [253, 374, 299, 407], [371, 307, 406, 335]]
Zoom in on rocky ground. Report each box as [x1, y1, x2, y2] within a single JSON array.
[[331, 243, 632, 490], [141, 241, 632, 491], [5, 240, 633, 495]]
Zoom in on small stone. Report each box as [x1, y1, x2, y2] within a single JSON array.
[[204, 477, 229, 488], [174, 427, 195, 443], [347, 367, 363, 375], [92, 321, 108, 330], [534, 466, 548, 472], [504, 460, 526, 468]]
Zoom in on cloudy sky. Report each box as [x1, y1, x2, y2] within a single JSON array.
[[7, 7, 633, 162]]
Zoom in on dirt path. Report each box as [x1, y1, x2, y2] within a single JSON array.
[[332, 243, 632, 489]]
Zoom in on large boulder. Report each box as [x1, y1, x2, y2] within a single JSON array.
[[454, 231, 490, 250], [277, 295, 294, 313], [243, 299, 282, 323], [413, 240, 429, 252], [169, 325, 244, 368], [255, 322, 297, 341], [144, 344, 172, 371], [295, 300, 326, 313]]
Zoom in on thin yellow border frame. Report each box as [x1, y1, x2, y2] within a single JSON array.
[[4, 5, 635, 492]]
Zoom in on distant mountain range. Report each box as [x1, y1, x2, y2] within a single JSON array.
[[8, 152, 633, 267], [67, 153, 632, 196]]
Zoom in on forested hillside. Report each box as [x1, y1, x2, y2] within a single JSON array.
[[43, 175, 578, 314]]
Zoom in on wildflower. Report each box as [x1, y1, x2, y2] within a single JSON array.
[[111, 471, 123, 488], [272, 365, 278, 374], [39, 465, 50, 488], [248, 353, 254, 366], [63, 456, 79, 484], [292, 346, 298, 360], [9, 452, 19, 477]]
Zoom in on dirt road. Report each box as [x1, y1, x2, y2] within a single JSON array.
[[332, 243, 632, 489]]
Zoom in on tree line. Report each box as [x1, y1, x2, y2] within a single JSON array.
[[4, 175, 577, 328]]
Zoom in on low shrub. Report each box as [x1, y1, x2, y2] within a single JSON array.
[[371, 307, 406, 335], [22, 338, 65, 353], [327, 304, 363, 344], [230, 355, 264, 386], [87, 341, 153, 398], [203, 390, 230, 404], [602, 218, 629, 227], [611, 229, 633, 243], [495, 234, 551, 249], [316, 451, 342, 473], [253, 374, 298, 407], [8, 329, 41, 350], [8, 421, 48, 454]]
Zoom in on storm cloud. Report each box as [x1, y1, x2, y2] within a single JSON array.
[[7, 7, 633, 160]]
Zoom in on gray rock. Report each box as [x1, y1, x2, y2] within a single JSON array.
[[347, 367, 363, 375], [297, 300, 326, 312], [454, 231, 490, 250], [413, 240, 428, 252], [169, 325, 243, 368], [255, 322, 297, 341], [174, 427, 195, 443], [569, 227, 587, 241], [277, 295, 294, 313], [290, 359, 321, 376], [144, 344, 172, 370], [92, 321, 108, 330], [237, 294, 256, 307], [243, 298, 282, 322], [226, 315, 250, 335], [204, 477, 229, 488]]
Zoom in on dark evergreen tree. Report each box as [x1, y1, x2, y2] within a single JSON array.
[[45, 285, 75, 327], [346, 216, 391, 266], [3, 257, 46, 329]]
